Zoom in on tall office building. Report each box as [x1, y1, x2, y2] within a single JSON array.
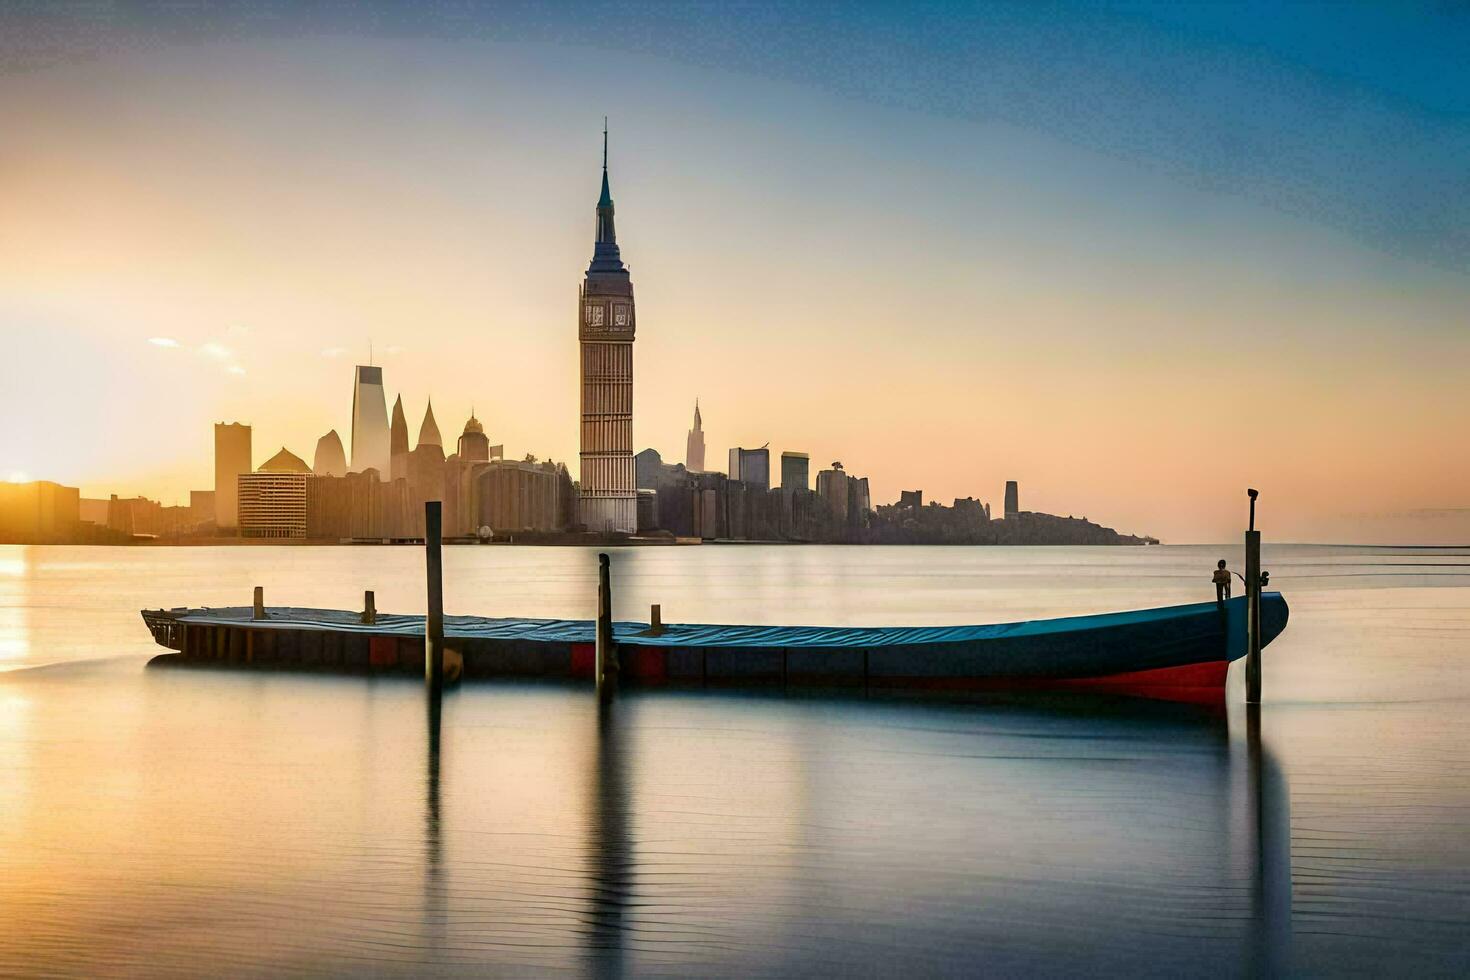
[[686, 400, 705, 473], [389, 395, 410, 482], [350, 365, 391, 480], [577, 126, 637, 533], [238, 448, 310, 539], [213, 421, 252, 530], [1004, 480, 1020, 519], [780, 451, 810, 492], [729, 446, 771, 490]]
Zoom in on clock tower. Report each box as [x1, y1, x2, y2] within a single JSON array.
[[578, 124, 637, 533]]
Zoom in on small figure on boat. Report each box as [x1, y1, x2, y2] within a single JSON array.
[[1213, 559, 1232, 604]]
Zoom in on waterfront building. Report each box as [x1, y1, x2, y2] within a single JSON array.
[[729, 446, 771, 490], [577, 127, 637, 533], [458, 413, 491, 462], [106, 494, 193, 538], [0, 480, 80, 543], [389, 395, 410, 482], [305, 470, 410, 541], [780, 451, 810, 492], [686, 400, 705, 473], [350, 365, 391, 480], [816, 462, 850, 521], [213, 421, 252, 530], [238, 448, 310, 539], [1005, 480, 1020, 520], [477, 459, 575, 533], [635, 447, 663, 490], [636, 488, 659, 533], [189, 490, 216, 525], [899, 489, 923, 510], [849, 476, 871, 522]]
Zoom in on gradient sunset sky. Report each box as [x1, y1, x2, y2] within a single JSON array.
[[1, 2, 1467, 543]]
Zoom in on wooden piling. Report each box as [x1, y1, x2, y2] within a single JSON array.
[[649, 603, 662, 636], [1240, 488, 1266, 704], [596, 553, 617, 697], [253, 586, 265, 621], [425, 502, 445, 699], [362, 590, 376, 625], [1245, 528, 1262, 703]]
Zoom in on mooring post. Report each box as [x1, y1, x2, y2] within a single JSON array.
[[596, 553, 617, 697], [425, 501, 445, 700], [1245, 488, 1263, 704], [649, 603, 662, 636], [252, 586, 265, 621], [362, 590, 376, 625]]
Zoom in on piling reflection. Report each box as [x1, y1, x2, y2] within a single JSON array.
[[424, 695, 445, 963], [1245, 702, 1293, 975], [583, 697, 632, 978]]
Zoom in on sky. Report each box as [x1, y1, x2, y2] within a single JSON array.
[[0, 1, 1467, 543]]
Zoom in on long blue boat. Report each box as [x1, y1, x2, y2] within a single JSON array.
[[142, 593, 1288, 703]]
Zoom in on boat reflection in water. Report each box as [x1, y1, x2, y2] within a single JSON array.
[[412, 688, 1291, 976]]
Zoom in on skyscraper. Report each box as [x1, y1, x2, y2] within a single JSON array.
[[578, 125, 637, 533], [389, 395, 410, 482], [350, 365, 391, 480], [1004, 480, 1020, 519], [780, 451, 810, 492], [686, 400, 705, 473], [213, 421, 251, 530], [728, 446, 771, 490]]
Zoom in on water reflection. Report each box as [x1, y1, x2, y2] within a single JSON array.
[[424, 695, 446, 967], [583, 697, 632, 978], [1245, 702, 1293, 976]]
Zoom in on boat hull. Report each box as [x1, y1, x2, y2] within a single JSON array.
[[141, 594, 1288, 702]]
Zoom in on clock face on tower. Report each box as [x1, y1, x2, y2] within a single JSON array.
[[585, 304, 604, 327], [614, 305, 629, 327]]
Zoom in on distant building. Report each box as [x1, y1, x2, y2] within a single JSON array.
[[477, 459, 575, 533], [635, 448, 663, 490], [457, 413, 490, 462], [79, 497, 110, 525], [351, 365, 391, 481], [189, 489, 216, 525], [306, 470, 410, 541], [312, 430, 347, 477], [685, 400, 705, 473], [1004, 480, 1019, 520], [389, 395, 410, 482], [578, 127, 638, 533], [780, 452, 810, 493], [728, 446, 771, 490], [899, 489, 923, 510], [849, 476, 871, 520], [213, 422, 251, 530], [636, 488, 659, 533], [418, 399, 442, 448], [0, 480, 80, 543], [816, 462, 850, 521], [238, 448, 310, 539]]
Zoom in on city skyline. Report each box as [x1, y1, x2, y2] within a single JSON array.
[[2, 5, 1468, 543]]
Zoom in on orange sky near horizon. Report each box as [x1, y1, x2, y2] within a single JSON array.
[[1, 38, 1467, 544]]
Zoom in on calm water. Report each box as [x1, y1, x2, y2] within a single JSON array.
[[2, 544, 1468, 977]]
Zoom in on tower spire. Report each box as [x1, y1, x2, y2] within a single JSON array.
[[590, 118, 623, 271]]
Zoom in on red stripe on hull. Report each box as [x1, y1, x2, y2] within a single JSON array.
[[871, 660, 1230, 704]]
